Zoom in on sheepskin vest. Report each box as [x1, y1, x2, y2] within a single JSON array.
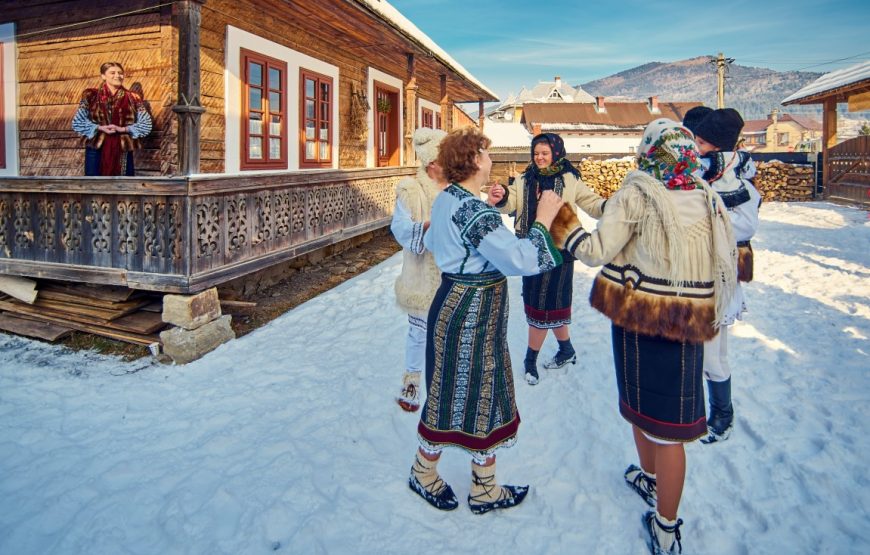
[[499, 172, 605, 230], [565, 171, 737, 343], [394, 171, 443, 317]]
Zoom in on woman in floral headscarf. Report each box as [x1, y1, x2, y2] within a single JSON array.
[[487, 133, 605, 385], [71, 62, 152, 176], [548, 119, 736, 555]]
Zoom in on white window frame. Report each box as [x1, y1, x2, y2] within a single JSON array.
[[0, 23, 18, 176], [418, 97, 440, 129], [225, 26, 339, 174], [366, 67, 403, 168]]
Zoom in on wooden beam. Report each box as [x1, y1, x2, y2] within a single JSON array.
[[405, 53, 417, 166], [822, 98, 838, 194], [172, 0, 206, 175], [478, 99, 485, 131]]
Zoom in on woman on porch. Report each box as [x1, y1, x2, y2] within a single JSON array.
[[71, 62, 152, 176]]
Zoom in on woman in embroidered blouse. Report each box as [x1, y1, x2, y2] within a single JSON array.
[[407, 126, 564, 515], [71, 62, 152, 176], [487, 133, 605, 385]]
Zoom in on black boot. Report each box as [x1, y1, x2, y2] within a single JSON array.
[[524, 348, 539, 385], [543, 338, 577, 370], [702, 378, 733, 444]]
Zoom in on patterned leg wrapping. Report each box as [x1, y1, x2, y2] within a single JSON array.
[[408, 452, 458, 511], [468, 461, 529, 515]]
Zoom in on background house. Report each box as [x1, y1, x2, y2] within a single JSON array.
[[741, 110, 822, 152]]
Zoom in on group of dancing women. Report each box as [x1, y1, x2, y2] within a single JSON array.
[[393, 110, 759, 554]]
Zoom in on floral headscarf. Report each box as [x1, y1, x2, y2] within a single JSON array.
[[637, 119, 701, 191]]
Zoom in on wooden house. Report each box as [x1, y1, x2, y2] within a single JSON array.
[[782, 60, 870, 206], [0, 0, 497, 293]]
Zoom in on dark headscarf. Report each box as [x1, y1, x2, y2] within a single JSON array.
[[519, 133, 580, 236]]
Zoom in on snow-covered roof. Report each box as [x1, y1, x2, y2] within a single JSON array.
[[484, 120, 532, 148], [355, 1, 498, 101], [782, 60, 870, 105]]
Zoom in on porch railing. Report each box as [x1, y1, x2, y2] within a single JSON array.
[[0, 167, 412, 293]]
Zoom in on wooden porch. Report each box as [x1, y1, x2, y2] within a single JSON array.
[[0, 167, 411, 293]]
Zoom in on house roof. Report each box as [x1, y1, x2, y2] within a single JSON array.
[[742, 114, 822, 134], [521, 101, 701, 130], [354, 1, 498, 102], [782, 60, 870, 105], [484, 121, 533, 149]]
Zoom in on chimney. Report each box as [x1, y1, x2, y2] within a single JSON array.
[[648, 95, 660, 113], [770, 108, 779, 124], [596, 96, 606, 112], [555, 76, 562, 88], [532, 123, 542, 136]]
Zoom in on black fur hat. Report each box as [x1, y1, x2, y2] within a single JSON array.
[[682, 106, 713, 136], [693, 108, 744, 151]]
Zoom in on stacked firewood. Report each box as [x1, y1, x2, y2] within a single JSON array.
[[579, 159, 637, 198], [754, 161, 815, 202]]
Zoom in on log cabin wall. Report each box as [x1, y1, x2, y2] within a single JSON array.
[[198, 0, 467, 173], [9, 0, 176, 176]]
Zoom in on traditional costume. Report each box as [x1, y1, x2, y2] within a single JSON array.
[[550, 118, 736, 554], [71, 83, 152, 176], [391, 128, 446, 411], [418, 184, 562, 456], [693, 108, 762, 443]]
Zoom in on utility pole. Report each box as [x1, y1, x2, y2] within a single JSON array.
[[710, 52, 735, 108]]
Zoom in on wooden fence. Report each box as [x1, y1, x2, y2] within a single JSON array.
[[827, 135, 870, 207]]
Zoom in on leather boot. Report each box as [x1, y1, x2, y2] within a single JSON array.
[[702, 377, 734, 444]]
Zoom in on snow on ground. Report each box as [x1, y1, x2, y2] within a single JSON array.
[[1, 201, 868, 554]]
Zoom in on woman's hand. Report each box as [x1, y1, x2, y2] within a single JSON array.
[[534, 191, 564, 229], [98, 125, 116, 135], [487, 183, 505, 206]]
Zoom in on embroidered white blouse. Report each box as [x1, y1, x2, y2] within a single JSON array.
[[424, 184, 561, 276]]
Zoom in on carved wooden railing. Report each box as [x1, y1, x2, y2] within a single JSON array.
[[0, 167, 412, 292]]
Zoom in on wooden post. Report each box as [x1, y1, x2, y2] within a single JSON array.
[[440, 74, 451, 131], [478, 99, 484, 131], [405, 53, 417, 166], [822, 98, 838, 194], [716, 52, 726, 108], [172, 0, 206, 175]]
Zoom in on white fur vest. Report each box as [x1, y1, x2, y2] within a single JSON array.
[[394, 170, 443, 316]]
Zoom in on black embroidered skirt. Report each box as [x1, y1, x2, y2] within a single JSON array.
[[418, 271, 520, 454], [612, 324, 706, 442], [522, 256, 574, 329]]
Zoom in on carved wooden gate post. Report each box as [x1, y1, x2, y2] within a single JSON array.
[[172, 0, 206, 176]]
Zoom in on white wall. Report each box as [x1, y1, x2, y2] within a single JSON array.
[[224, 26, 340, 174], [0, 23, 18, 176], [563, 135, 641, 154]]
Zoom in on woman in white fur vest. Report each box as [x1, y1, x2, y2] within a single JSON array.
[[390, 127, 447, 412], [550, 119, 737, 555]]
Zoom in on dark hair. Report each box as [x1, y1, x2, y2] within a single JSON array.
[[436, 127, 492, 184], [100, 62, 124, 75]]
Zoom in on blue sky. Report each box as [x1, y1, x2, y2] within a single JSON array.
[[388, 0, 870, 102]]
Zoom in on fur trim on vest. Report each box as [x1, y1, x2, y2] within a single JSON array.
[[394, 170, 443, 315]]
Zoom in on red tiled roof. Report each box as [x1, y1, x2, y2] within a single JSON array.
[[742, 120, 769, 133], [742, 114, 822, 134], [521, 101, 702, 128]]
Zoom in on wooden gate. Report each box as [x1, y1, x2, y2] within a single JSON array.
[[826, 135, 870, 207]]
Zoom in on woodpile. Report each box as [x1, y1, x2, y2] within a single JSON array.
[[579, 159, 637, 198], [755, 161, 815, 202], [0, 278, 167, 346]]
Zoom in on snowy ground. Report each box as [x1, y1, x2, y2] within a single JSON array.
[[1, 201, 868, 554]]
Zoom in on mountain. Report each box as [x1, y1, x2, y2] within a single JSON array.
[[580, 56, 824, 121]]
